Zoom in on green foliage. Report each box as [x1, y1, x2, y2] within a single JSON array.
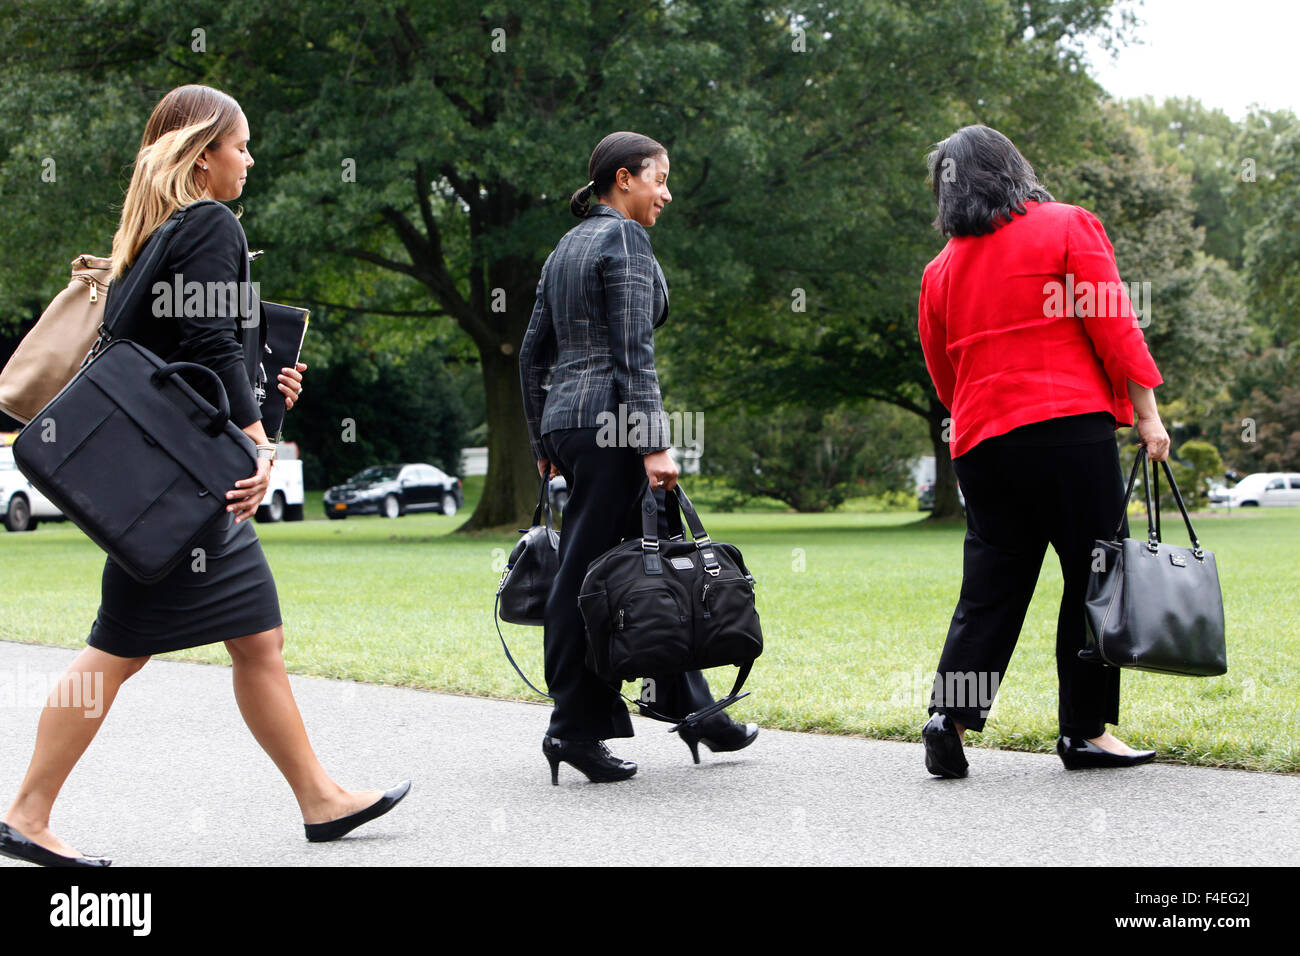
[[1047, 104, 1252, 415], [285, 329, 470, 489], [1176, 439, 1223, 509], [700, 400, 928, 512], [1244, 126, 1300, 347]]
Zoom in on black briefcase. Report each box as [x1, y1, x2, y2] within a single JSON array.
[[579, 481, 762, 724], [12, 340, 257, 584], [1081, 446, 1227, 676]]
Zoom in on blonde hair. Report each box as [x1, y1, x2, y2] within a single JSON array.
[[109, 85, 244, 281]]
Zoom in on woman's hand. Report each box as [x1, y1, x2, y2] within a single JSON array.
[[644, 449, 679, 492], [1127, 379, 1171, 462], [227, 457, 272, 523], [1137, 415, 1171, 463], [537, 457, 559, 479], [279, 361, 307, 411]]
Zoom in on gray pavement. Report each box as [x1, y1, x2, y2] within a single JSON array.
[[1, 639, 1296, 866]]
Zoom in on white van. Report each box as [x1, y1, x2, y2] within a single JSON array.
[[1223, 472, 1300, 508], [2, 432, 304, 529], [0, 437, 62, 532]]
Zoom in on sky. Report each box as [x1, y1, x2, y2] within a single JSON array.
[[1080, 0, 1299, 118]]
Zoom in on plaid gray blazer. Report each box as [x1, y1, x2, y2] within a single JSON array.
[[520, 203, 671, 459]]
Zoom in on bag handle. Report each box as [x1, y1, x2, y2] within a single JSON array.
[[149, 361, 231, 436], [529, 473, 554, 532], [1116, 445, 1206, 560], [1151, 451, 1205, 559], [639, 480, 721, 577]]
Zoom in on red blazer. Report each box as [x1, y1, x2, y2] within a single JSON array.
[[918, 199, 1162, 458]]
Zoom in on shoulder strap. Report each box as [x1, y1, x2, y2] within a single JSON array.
[[96, 201, 228, 352], [493, 591, 553, 700]]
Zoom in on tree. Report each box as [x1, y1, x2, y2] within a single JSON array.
[[0, 0, 1150, 527], [701, 399, 928, 512], [1176, 439, 1222, 510]]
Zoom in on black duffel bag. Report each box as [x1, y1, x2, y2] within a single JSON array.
[[13, 339, 257, 584], [578, 480, 762, 727], [1081, 445, 1227, 676]]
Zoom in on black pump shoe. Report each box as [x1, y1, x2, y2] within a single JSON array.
[[0, 822, 111, 868], [304, 781, 411, 842], [543, 736, 637, 785], [922, 713, 968, 779], [1057, 736, 1156, 770], [678, 719, 759, 764]]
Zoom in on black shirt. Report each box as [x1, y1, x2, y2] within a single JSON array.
[[105, 202, 262, 428]]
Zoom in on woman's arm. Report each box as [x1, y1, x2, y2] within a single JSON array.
[[918, 265, 956, 412], [1126, 379, 1171, 462], [167, 203, 271, 521], [520, 258, 557, 464], [603, 220, 671, 457], [1065, 207, 1164, 405]]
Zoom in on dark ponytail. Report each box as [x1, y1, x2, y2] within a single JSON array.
[[570, 130, 666, 218]]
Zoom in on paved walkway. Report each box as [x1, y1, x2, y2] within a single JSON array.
[[1, 640, 1296, 866]]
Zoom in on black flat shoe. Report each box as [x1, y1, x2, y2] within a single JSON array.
[[304, 781, 412, 842], [0, 822, 111, 868], [1057, 736, 1156, 770], [922, 713, 968, 779], [678, 718, 759, 764], [543, 736, 637, 785]]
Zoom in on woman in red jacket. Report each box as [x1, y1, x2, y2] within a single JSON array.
[[917, 125, 1170, 777]]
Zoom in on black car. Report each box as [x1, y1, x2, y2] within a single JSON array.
[[324, 463, 464, 519]]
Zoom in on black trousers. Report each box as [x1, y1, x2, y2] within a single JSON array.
[[541, 427, 717, 741], [928, 416, 1125, 739]]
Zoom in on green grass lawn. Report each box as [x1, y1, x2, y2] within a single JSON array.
[[2, 485, 1296, 772]]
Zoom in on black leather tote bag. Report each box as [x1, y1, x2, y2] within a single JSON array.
[[492, 475, 560, 698], [497, 475, 560, 626], [579, 481, 762, 724], [13, 340, 256, 584], [1081, 446, 1227, 676]]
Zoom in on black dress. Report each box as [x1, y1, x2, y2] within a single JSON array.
[[85, 202, 281, 659]]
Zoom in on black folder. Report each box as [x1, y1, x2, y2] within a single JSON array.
[[259, 300, 310, 442]]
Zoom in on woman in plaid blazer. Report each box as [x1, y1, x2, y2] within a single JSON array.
[[519, 132, 758, 785]]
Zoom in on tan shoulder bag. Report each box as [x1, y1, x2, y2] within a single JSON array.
[[0, 254, 111, 424]]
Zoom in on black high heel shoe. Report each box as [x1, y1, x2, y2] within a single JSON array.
[[542, 736, 637, 785], [922, 713, 968, 778], [304, 781, 411, 842], [677, 719, 759, 764], [0, 821, 111, 868], [1057, 736, 1156, 770]]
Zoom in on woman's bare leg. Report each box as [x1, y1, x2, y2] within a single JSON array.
[[224, 626, 380, 823], [3, 647, 149, 857]]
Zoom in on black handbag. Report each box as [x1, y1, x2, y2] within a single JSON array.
[[497, 476, 560, 626], [11, 201, 259, 584], [12, 339, 257, 583], [493, 476, 560, 698], [578, 480, 763, 728], [1081, 446, 1227, 676]]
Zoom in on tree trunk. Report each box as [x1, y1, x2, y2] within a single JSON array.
[[927, 399, 963, 521], [461, 341, 537, 531]]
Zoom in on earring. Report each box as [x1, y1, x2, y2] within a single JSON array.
[[201, 164, 208, 170], [622, 186, 629, 191]]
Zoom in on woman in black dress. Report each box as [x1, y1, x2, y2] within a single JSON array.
[[519, 132, 758, 784], [0, 85, 408, 867]]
